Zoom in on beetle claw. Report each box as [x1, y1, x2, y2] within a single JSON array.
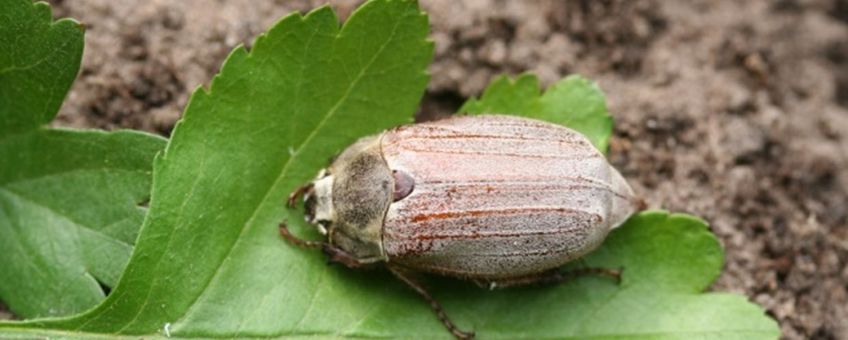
[[452, 329, 475, 339], [613, 266, 625, 285], [585, 267, 623, 285], [451, 326, 475, 339]]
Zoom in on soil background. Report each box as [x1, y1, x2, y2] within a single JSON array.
[[5, 0, 847, 339]]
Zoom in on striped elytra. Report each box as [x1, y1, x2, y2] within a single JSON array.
[[380, 115, 637, 279], [283, 114, 640, 339]]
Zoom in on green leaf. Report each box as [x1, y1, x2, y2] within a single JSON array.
[[0, 0, 433, 335], [0, 210, 780, 339], [460, 74, 614, 153], [0, 0, 166, 319], [0, 129, 165, 318], [0, 0, 84, 135]]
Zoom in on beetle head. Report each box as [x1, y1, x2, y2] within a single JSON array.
[[297, 135, 393, 261], [302, 169, 334, 235]]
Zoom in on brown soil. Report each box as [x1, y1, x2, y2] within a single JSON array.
[[8, 0, 846, 338]]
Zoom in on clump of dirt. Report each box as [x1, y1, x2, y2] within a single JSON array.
[[424, 0, 666, 102], [20, 0, 848, 338]]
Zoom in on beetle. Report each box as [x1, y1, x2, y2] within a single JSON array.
[[280, 114, 641, 339]]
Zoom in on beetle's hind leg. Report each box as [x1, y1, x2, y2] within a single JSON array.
[[387, 265, 475, 340], [476, 267, 622, 290]]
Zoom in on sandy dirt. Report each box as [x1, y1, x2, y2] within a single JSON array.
[[6, 0, 847, 338]]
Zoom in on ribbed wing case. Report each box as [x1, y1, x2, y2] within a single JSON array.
[[380, 115, 636, 279]]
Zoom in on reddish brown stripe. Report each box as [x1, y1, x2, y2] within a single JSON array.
[[408, 226, 591, 241], [400, 133, 586, 145], [397, 262, 495, 278], [421, 176, 600, 185], [401, 208, 602, 242], [467, 244, 585, 257], [399, 253, 567, 278], [416, 176, 632, 200], [444, 184, 630, 200], [395, 146, 600, 160], [410, 207, 589, 223]]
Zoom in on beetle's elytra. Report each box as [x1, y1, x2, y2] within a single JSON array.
[[281, 114, 641, 339]]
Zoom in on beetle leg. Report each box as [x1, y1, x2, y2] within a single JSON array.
[[320, 246, 372, 269], [287, 183, 313, 207], [387, 265, 475, 340], [279, 222, 372, 269], [476, 267, 622, 290], [279, 222, 325, 248]]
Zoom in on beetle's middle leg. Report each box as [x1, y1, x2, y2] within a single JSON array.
[[387, 265, 475, 340], [476, 267, 622, 290], [279, 222, 371, 269]]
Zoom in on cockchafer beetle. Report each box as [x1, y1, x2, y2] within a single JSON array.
[[280, 114, 642, 339]]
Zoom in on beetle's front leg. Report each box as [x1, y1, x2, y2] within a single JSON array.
[[287, 183, 313, 207], [279, 222, 368, 269], [387, 265, 474, 340], [475, 267, 623, 290]]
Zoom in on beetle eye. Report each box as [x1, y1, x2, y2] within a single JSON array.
[[304, 194, 317, 221], [392, 169, 415, 201]]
